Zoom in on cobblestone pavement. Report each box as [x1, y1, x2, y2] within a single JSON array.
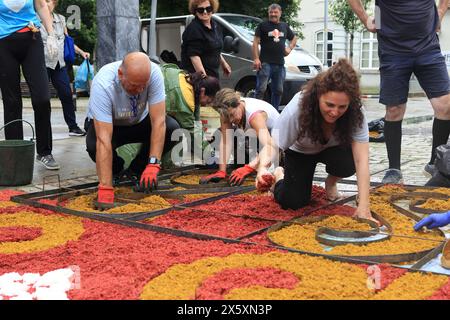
[[0, 96, 445, 193]]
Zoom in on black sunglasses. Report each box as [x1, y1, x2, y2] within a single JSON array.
[[195, 6, 213, 14]]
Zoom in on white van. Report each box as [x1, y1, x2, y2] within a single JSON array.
[[140, 14, 323, 105]]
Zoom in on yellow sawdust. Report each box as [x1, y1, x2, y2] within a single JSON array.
[[140, 252, 447, 300], [0, 212, 84, 254], [268, 187, 444, 256], [0, 201, 18, 209], [419, 198, 450, 211], [65, 193, 171, 214]]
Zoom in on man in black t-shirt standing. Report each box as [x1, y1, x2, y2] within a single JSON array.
[[348, 0, 450, 184], [252, 3, 297, 111]]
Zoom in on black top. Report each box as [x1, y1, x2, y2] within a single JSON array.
[[255, 20, 295, 65], [376, 0, 440, 56], [181, 17, 223, 78]]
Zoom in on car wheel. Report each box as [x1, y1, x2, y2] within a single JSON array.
[[238, 79, 270, 102]]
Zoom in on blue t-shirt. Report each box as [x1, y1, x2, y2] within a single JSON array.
[[0, 0, 41, 39], [376, 0, 440, 56], [87, 61, 166, 126]]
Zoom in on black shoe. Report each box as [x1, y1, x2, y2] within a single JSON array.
[[69, 126, 86, 136], [113, 168, 139, 187]]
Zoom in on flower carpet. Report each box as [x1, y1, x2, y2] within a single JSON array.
[[1, 185, 450, 300]]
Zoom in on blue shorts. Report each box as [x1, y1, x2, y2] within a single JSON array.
[[379, 50, 450, 106]]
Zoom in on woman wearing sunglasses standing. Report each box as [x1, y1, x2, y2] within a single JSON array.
[[181, 0, 231, 79]]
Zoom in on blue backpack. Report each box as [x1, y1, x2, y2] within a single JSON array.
[[64, 35, 76, 65]]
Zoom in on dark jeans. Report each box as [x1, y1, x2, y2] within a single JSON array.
[[254, 63, 286, 111], [47, 64, 78, 130], [85, 115, 180, 175], [0, 32, 52, 156], [274, 146, 355, 210]]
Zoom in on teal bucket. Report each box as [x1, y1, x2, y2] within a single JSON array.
[[0, 120, 35, 186]]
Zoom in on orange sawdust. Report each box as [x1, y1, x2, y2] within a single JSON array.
[[140, 252, 447, 300], [268, 190, 444, 256], [0, 211, 84, 254], [419, 199, 450, 211], [173, 174, 254, 186], [370, 272, 448, 300], [173, 175, 204, 185], [64, 192, 172, 214], [0, 201, 18, 209], [415, 188, 450, 196], [183, 193, 225, 201]]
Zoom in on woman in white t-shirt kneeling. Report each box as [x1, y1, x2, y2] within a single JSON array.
[[257, 59, 376, 223], [200, 88, 280, 186]]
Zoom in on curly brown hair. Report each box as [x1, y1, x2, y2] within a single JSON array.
[[298, 58, 364, 145], [188, 0, 220, 15]]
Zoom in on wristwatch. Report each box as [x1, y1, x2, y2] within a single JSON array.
[[148, 156, 161, 165]]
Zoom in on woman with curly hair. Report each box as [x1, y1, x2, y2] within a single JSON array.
[[256, 59, 375, 222]]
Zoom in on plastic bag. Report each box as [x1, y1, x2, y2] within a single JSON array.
[[435, 143, 450, 177], [74, 59, 94, 93], [426, 143, 450, 187], [368, 117, 385, 143]]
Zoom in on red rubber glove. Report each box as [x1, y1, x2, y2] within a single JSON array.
[[96, 185, 114, 210], [139, 164, 160, 192], [256, 173, 275, 192], [199, 170, 227, 184], [229, 165, 256, 186]]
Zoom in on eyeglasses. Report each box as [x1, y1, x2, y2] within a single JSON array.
[[195, 6, 213, 14]]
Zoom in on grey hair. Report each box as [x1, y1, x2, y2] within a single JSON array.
[[268, 3, 282, 11]]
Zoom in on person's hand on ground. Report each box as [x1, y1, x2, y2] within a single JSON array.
[[414, 211, 450, 231], [229, 165, 256, 186], [256, 167, 275, 192], [139, 164, 160, 192], [95, 185, 114, 210], [199, 170, 227, 184]]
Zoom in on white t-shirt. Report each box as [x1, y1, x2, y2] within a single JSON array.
[[273, 92, 369, 154], [241, 97, 280, 131], [87, 61, 165, 126]]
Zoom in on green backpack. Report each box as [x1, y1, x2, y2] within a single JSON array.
[[161, 63, 197, 131], [161, 64, 210, 161]]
